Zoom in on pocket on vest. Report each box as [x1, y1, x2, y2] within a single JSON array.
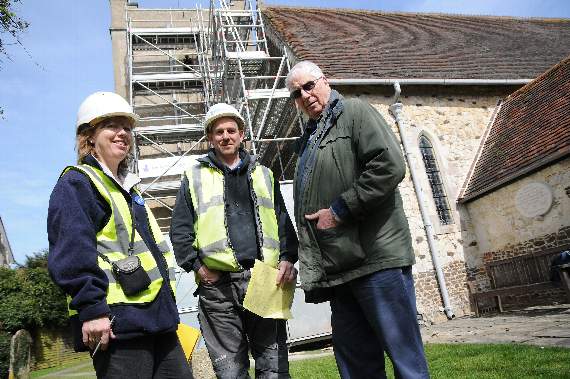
[[315, 224, 365, 274]]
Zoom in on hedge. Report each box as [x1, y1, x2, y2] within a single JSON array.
[[0, 253, 68, 378]]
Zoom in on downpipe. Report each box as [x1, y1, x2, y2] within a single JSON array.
[[388, 82, 455, 319]]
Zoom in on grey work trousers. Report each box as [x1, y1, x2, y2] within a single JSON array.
[[198, 270, 290, 379]]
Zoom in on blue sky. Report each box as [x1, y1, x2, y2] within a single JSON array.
[[1, 0, 569, 265]]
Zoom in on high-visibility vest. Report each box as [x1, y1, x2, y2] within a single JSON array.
[[184, 161, 280, 272], [62, 165, 176, 316]]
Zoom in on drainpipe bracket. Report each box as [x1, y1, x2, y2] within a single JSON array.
[[389, 102, 403, 120], [392, 82, 401, 103]]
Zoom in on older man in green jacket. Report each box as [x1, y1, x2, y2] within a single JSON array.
[[287, 61, 429, 379]]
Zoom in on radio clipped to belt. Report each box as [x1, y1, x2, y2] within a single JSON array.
[[98, 195, 151, 296]]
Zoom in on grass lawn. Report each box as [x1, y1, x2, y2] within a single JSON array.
[[289, 343, 570, 379], [32, 343, 570, 378], [31, 356, 92, 378]]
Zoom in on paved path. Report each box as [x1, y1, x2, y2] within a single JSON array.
[[40, 360, 94, 378], [421, 304, 570, 348]]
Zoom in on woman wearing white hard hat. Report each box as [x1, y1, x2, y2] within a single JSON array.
[[47, 92, 193, 378]]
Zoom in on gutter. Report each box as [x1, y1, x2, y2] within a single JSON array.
[[329, 78, 532, 86], [388, 82, 455, 320]]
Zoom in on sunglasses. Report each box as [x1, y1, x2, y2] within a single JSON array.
[[289, 77, 322, 99]]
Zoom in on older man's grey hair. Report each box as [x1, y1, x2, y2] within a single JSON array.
[[286, 61, 324, 91]]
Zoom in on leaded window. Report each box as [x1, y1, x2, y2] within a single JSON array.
[[419, 135, 453, 225]]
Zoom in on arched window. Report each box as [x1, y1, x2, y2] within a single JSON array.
[[419, 135, 453, 225]]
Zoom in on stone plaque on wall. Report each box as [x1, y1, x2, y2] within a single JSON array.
[[515, 182, 553, 218]]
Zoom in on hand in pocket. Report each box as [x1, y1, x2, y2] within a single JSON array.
[[305, 208, 339, 230]]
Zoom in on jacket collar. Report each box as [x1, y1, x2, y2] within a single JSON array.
[[197, 147, 254, 174], [321, 90, 344, 131], [296, 90, 344, 154], [82, 155, 141, 193]]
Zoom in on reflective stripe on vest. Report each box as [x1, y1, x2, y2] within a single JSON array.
[[185, 161, 280, 272], [62, 165, 176, 316]]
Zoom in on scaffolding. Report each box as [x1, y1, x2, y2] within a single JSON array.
[[120, 0, 331, 345], [209, 0, 299, 159], [206, 0, 301, 179], [126, 6, 210, 233], [126, 0, 301, 235]]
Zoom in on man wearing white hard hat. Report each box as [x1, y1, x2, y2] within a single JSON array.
[[170, 103, 298, 378], [48, 92, 193, 378]]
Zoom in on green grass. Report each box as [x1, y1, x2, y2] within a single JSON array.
[[425, 343, 570, 379], [32, 343, 570, 378], [289, 354, 339, 379], [289, 344, 570, 379], [31, 356, 92, 378]]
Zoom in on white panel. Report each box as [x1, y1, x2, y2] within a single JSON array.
[[280, 182, 297, 234], [131, 27, 200, 34], [287, 287, 332, 342], [138, 155, 202, 179], [226, 51, 268, 59], [133, 72, 202, 82], [246, 88, 290, 99]]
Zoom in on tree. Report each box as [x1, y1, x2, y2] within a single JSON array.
[[0, 0, 28, 58], [0, 248, 67, 333], [1, 0, 29, 118], [0, 330, 11, 379], [23, 248, 48, 269], [0, 248, 67, 378]]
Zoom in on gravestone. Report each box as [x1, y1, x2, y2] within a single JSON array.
[[9, 330, 32, 379]]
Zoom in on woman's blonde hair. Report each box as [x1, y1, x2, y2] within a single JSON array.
[[76, 116, 134, 174]]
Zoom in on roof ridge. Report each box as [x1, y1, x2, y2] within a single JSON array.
[[263, 5, 570, 21]]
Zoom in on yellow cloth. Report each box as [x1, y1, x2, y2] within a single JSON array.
[[176, 323, 201, 361], [243, 259, 295, 319]]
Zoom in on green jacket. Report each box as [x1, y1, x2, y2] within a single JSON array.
[[294, 92, 415, 302]]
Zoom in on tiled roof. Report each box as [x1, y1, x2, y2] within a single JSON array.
[[459, 55, 570, 202], [262, 6, 570, 80]]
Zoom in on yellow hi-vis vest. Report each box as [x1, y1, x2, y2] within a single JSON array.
[[62, 165, 176, 316], [184, 161, 280, 272]]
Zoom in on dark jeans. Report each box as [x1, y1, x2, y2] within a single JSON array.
[[198, 271, 290, 379], [92, 331, 193, 379], [331, 267, 429, 379]]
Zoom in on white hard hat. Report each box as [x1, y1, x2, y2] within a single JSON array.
[[76, 92, 138, 134], [204, 103, 245, 134]]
